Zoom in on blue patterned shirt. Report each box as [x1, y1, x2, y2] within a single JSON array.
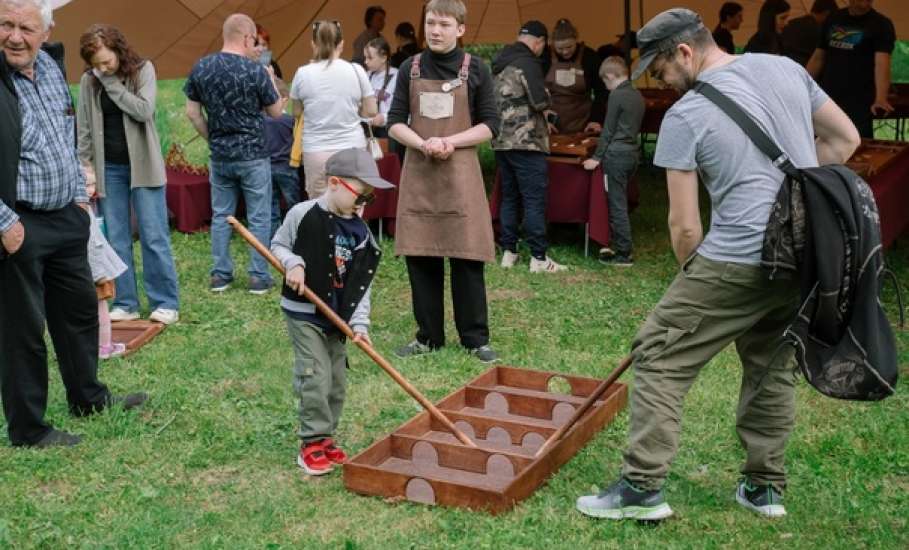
[[183, 52, 279, 162], [0, 51, 86, 232]]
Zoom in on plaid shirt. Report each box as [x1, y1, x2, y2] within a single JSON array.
[[0, 51, 86, 232]]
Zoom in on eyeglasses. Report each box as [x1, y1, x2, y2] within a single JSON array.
[[313, 20, 342, 32], [336, 177, 375, 206]]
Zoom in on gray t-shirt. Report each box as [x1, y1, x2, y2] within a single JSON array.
[[654, 54, 829, 265]]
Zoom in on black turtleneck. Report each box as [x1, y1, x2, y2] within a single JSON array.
[[386, 47, 500, 137]]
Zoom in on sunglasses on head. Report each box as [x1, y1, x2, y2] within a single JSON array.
[[336, 177, 375, 206], [313, 20, 342, 32]]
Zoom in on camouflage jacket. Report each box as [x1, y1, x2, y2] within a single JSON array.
[[491, 43, 550, 153]]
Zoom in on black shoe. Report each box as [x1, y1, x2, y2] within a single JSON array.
[[395, 340, 435, 358], [72, 392, 149, 417], [248, 277, 274, 295], [210, 275, 233, 292], [736, 477, 786, 517], [32, 429, 82, 448], [599, 253, 633, 267], [576, 477, 673, 520], [468, 345, 499, 364]]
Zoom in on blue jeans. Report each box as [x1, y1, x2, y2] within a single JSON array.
[[209, 158, 273, 282], [270, 166, 301, 238], [496, 150, 549, 259], [101, 163, 180, 312]]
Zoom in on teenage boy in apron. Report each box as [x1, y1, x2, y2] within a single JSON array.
[[386, 0, 500, 363]]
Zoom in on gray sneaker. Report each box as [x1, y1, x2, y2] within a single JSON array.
[[395, 340, 434, 358], [736, 478, 786, 518], [576, 478, 673, 521], [468, 345, 499, 364]]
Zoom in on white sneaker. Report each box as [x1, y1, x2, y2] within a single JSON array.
[[501, 250, 520, 268], [109, 308, 140, 322], [149, 308, 179, 325], [529, 256, 568, 273]]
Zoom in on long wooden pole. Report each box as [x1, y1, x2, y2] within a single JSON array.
[[226, 216, 478, 448], [535, 355, 633, 457]]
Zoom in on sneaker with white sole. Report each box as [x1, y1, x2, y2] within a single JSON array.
[[576, 478, 673, 521], [501, 250, 520, 268], [529, 256, 568, 273], [149, 308, 179, 325], [109, 308, 139, 322], [736, 477, 786, 518]]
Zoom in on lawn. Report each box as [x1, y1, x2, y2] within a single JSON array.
[[0, 157, 907, 547]]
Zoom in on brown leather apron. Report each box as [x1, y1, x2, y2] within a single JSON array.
[[545, 44, 592, 134], [393, 53, 495, 263]]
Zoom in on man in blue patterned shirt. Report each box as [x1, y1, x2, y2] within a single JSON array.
[[0, 0, 147, 448], [184, 13, 285, 294]]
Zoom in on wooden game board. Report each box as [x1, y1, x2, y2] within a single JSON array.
[[111, 320, 165, 357], [343, 366, 628, 514], [846, 139, 909, 179], [549, 133, 601, 161]]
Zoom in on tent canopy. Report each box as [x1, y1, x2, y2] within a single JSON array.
[[48, 0, 909, 82]]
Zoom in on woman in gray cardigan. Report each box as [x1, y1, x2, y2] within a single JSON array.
[[77, 25, 180, 325]]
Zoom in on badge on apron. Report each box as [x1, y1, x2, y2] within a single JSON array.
[[441, 78, 462, 93], [419, 91, 455, 120], [555, 68, 576, 88]]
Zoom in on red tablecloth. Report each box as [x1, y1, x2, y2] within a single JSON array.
[[868, 148, 909, 249], [489, 160, 639, 248], [165, 156, 403, 234], [165, 168, 211, 233]]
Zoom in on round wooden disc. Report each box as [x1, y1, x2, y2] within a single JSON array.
[[551, 402, 576, 425], [405, 477, 436, 505]]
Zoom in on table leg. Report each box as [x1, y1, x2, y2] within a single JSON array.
[[584, 223, 590, 258], [378, 218, 384, 242]]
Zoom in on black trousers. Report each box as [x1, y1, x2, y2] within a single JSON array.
[[405, 256, 489, 349], [0, 203, 109, 446]]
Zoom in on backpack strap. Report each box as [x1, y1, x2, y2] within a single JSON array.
[[693, 81, 798, 178], [410, 53, 422, 79]]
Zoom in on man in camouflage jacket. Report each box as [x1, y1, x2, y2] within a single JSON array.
[[491, 21, 567, 272]]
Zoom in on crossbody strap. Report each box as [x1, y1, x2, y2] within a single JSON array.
[[693, 81, 798, 177]]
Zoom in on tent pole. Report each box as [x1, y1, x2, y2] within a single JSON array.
[[624, 0, 632, 67]]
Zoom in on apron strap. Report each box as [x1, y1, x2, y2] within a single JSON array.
[[459, 53, 471, 82], [411, 53, 422, 79]]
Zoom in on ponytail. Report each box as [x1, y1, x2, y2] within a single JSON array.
[[312, 20, 343, 64]]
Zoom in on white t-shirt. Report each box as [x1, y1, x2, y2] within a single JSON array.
[[290, 59, 374, 152], [367, 67, 398, 125]]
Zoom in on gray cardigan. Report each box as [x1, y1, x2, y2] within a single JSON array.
[[77, 61, 166, 196]]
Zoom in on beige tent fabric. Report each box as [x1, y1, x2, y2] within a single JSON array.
[[49, 0, 908, 82]]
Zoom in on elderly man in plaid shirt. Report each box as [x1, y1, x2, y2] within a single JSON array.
[[0, 0, 146, 448]]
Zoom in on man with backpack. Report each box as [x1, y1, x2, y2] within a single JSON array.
[[575, 8, 860, 521]]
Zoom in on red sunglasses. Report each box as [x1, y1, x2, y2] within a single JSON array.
[[336, 177, 375, 206]]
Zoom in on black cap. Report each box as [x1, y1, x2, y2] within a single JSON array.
[[632, 8, 705, 80], [519, 20, 547, 39]]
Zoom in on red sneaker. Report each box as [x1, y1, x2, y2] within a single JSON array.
[[297, 441, 333, 475], [322, 438, 348, 464]]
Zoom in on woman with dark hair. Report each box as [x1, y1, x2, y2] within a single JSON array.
[[714, 2, 744, 54], [76, 24, 180, 325], [352, 5, 386, 65], [289, 20, 377, 198], [544, 18, 608, 134], [390, 21, 420, 68], [744, 0, 791, 55]]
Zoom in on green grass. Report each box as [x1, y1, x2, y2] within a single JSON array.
[[0, 161, 906, 548]]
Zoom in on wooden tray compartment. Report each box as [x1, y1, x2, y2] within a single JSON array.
[[344, 365, 628, 513], [111, 320, 165, 357]]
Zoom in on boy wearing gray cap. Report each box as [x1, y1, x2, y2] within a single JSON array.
[[271, 148, 394, 476], [575, 8, 858, 520]]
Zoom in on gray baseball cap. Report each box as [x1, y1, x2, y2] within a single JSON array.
[[631, 8, 706, 81], [324, 148, 395, 189]]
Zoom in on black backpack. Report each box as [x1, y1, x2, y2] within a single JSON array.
[[694, 81, 900, 401]]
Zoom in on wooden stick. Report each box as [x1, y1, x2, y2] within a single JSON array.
[[226, 216, 478, 448], [534, 355, 633, 457]]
